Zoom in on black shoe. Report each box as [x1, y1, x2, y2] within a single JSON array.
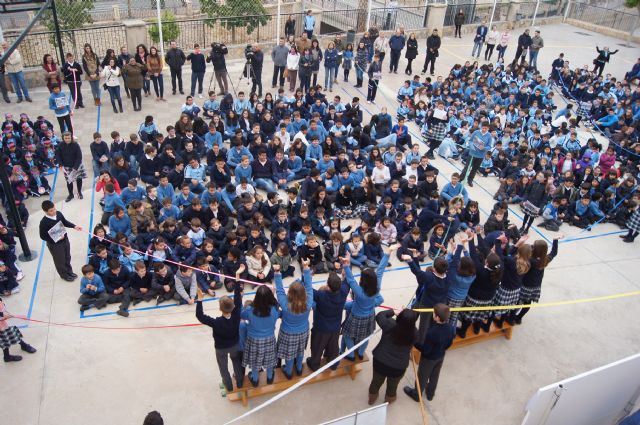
[[69, 273, 78, 278], [514, 316, 523, 325], [63, 275, 76, 282], [180, 91, 184, 95], [172, 91, 176, 95], [467, 181, 474, 187], [156, 296, 164, 305], [403, 386, 420, 402], [3, 98, 10, 103], [4, 353, 22, 362], [426, 152, 435, 160], [426, 393, 434, 401], [117, 310, 129, 318], [78, 193, 83, 200], [623, 237, 634, 243], [306, 357, 318, 372], [20, 343, 37, 354], [17, 98, 23, 104], [80, 305, 91, 312], [342, 225, 353, 233], [266, 374, 274, 384], [65, 194, 74, 202]]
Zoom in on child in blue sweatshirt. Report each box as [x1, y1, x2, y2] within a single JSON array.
[[274, 259, 313, 378], [341, 245, 395, 360], [78, 264, 109, 311]]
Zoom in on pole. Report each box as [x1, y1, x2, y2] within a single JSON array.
[[0, 22, 4, 43], [423, 0, 429, 28], [563, 0, 571, 23], [156, 0, 165, 60], [51, 0, 65, 65], [0, 154, 36, 261], [277, 0, 281, 42], [366, 0, 372, 30], [488, 0, 498, 29], [532, 0, 540, 26]]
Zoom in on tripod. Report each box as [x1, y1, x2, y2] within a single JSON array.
[[234, 59, 258, 96]]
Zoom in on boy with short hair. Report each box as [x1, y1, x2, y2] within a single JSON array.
[[78, 264, 109, 311]]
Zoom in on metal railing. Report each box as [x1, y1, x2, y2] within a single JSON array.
[[567, 2, 638, 33]]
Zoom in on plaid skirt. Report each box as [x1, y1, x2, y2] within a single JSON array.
[[276, 329, 309, 359], [521, 200, 541, 217], [429, 122, 447, 143], [63, 164, 87, 184], [627, 210, 640, 233], [334, 206, 359, 220], [242, 335, 277, 369], [0, 326, 23, 350], [519, 286, 542, 304], [447, 297, 465, 326], [491, 286, 522, 316], [578, 101, 591, 118], [459, 295, 493, 322], [342, 313, 375, 342]]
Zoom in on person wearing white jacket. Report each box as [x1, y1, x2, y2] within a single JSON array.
[[485, 25, 500, 61], [373, 33, 389, 66], [100, 59, 123, 113], [246, 245, 272, 285], [1, 42, 31, 103], [286, 46, 300, 92]]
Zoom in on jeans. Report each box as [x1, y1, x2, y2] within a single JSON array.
[[356, 66, 364, 82], [324, 66, 335, 90], [305, 30, 313, 39], [150, 74, 164, 98], [254, 177, 276, 193], [107, 85, 123, 111], [143, 77, 151, 94], [190, 71, 205, 96], [216, 344, 244, 391], [272, 65, 285, 87], [472, 41, 483, 58], [8, 71, 29, 100], [375, 133, 397, 150], [169, 66, 183, 93], [389, 49, 401, 72], [497, 45, 507, 60], [299, 72, 310, 93], [92, 159, 110, 177], [88, 79, 101, 100], [529, 50, 539, 69]]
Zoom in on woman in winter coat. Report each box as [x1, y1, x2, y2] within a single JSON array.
[[404, 33, 419, 75], [310, 39, 323, 87], [324, 41, 339, 92]]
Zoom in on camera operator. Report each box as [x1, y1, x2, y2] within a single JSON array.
[[271, 37, 289, 90], [246, 45, 263, 97], [207, 42, 229, 95], [165, 40, 186, 95]]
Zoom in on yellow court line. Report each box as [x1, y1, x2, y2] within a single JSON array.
[[413, 290, 640, 312]]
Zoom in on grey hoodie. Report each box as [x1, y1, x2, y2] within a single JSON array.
[[271, 45, 289, 67], [175, 271, 197, 301]]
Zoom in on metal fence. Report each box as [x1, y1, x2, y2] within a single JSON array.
[[567, 2, 638, 33]]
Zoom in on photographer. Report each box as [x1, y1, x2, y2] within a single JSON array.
[[271, 37, 289, 90], [165, 40, 186, 95], [246, 45, 263, 97], [207, 42, 229, 95]]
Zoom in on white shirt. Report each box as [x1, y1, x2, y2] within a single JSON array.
[[287, 53, 300, 70], [371, 166, 391, 184]]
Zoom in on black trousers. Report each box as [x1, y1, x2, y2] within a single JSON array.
[[107, 288, 131, 312], [484, 44, 495, 60], [67, 82, 83, 107], [369, 368, 403, 397], [460, 156, 483, 183], [593, 61, 605, 77], [308, 328, 340, 370], [47, 237, 73, 279], [405, 58, 414, 73], [389, 49, 401, 72], [422, 54, 437, 74], [56, 114, 73, 135], [454, 24, 462, 37], [514, 46, 526, 64], [367, 79, 378, 102], [130, 88, 142, 110], [272, 65, 285, 87], [214, 70, 229, 94], [251, 70, 263, 96], [169, 66, 183, 93], [415, 356, 445, 398], [67, 177, 82, 197]]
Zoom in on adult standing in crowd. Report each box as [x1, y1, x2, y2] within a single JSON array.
[[135, 44, 151, 97], [529, 29, 544, 70], [497, 26, 511, 60], [471, 19, 488, 59], [123, 57, 145, 111], [373, 32, 389, 67], [165, 40, 186, 96], [404, 32, 418, 75], [101, 58, 123, 113], [388, 29, 405, 74], [286, 46, 300, 92], [81, 43, 101, 106], [187, 43, 206, 98], [42, 53, 61, 93], [592, 46, 618, 77], [304, 10, 316, 39], [207, 42, 229, 95], [56, 131, 85, 202], [285, 14, 296, 39], [250, 46, 264, 98], [421, 29, 441, 76], [1, 41, 31, 103], [0, 52, 10, 103], [147, 46, 165, 101], [513, 28, 532, 65], [366, 54, 382, 104], [332, 33, 344, 85], [272, 37, 289, 90], [117, 46, 132, 98], [62, 52, 84, 109], [454, 9, 465, 38], [39, 200, 82, 282], [484, 25, 499, 61]]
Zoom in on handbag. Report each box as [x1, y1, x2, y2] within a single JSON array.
[[103, 83, 108, 90], [283, 68, 289, 78]]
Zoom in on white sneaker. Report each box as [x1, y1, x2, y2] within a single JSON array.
[[11, 286, 20, 294], [198, 94, 203, 98], [16, 271, 24, 281]]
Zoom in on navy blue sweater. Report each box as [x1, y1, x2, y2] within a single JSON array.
[[312, 280, 350, 333], [195, 283, 242, 349]]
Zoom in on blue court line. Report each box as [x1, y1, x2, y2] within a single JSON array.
[[80, 105, 102, 319], [26, 169, 59, 320], [80, 261, 433, 318], [560, 229, 627, 244]]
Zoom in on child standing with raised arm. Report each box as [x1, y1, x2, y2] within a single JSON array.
[[273, 258, 313, 379]]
